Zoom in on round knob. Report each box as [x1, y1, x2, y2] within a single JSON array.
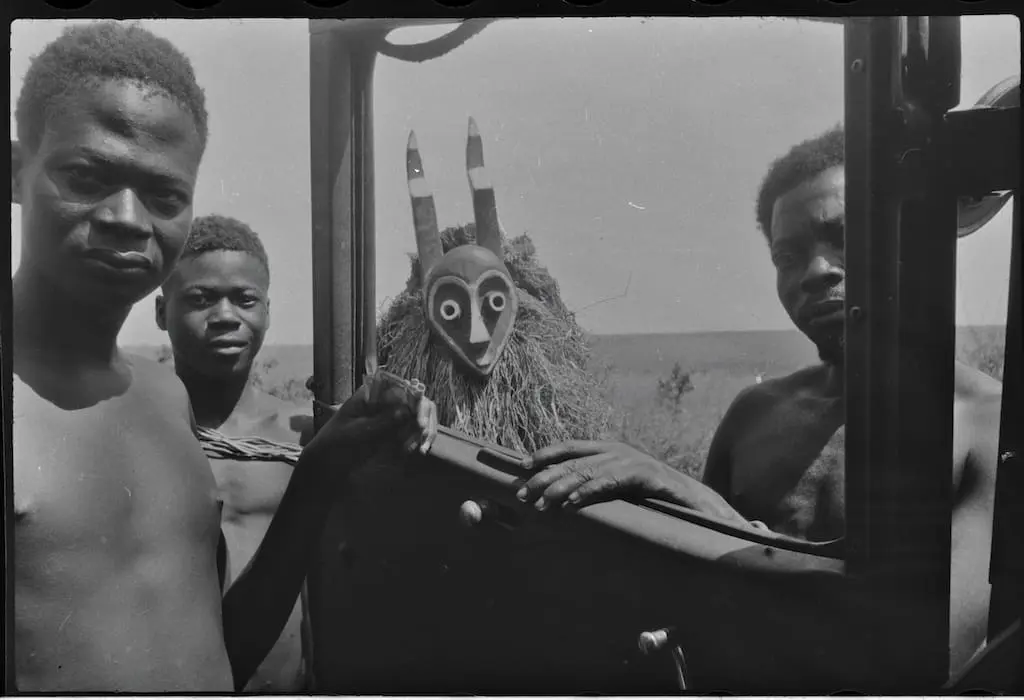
[[638, 628, 670, 654], [459, 499, 486, 528]]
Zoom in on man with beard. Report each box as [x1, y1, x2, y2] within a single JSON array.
[[11, 22, 436, 692], [518, 124, 1003, 674], [154, 215, 311, 692]]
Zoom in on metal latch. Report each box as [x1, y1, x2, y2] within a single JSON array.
[[638, 626, 690, 691]]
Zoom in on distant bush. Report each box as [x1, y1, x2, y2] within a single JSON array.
[[604, 367, 753, 479], [656, 362, 694, 408], [266, 377, 314, 404], [250, 357, 314, 404]]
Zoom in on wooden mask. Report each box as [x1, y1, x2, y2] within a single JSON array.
[[406, 118, 518, 378]]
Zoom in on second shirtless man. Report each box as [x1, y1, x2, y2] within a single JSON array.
[[155, 214, 312, 692]]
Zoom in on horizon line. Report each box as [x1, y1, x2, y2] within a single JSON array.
[[124, 323, 1006, 348]]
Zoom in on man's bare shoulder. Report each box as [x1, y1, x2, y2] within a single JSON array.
[[953, 361, 1002, 406], [722, 364, 833, 425], [124, 352, 186, 391], [123, 353, 193, 419], [952, 362, 1002, 474], [761, 363, 834, 394]]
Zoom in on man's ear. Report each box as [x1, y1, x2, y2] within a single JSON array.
[[265, 296, 271, 331], [155, 295, 168, 331], [12, 140, 24, 205]]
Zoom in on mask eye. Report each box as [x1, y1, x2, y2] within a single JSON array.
[[439, 299, 462, 322], [485, 290, 506, 313]]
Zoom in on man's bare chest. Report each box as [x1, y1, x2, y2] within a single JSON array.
[[206, 410, 298, 518], [728, 397, 846, 541], [14, 380, 220, 547]]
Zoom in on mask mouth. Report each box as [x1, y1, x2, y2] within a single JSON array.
[[476, 346, 496, 368]]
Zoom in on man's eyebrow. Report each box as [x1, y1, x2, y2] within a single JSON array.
[[68, 146, 191, 185], [816, 219, 845, 239], [183, 282, 263, 292]]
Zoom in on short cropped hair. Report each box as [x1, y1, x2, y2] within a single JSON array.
[[755, 124, 845, 241], [15, 21, 209, 152], [180, 215, 271, 277]]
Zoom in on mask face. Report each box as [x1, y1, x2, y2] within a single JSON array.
[[406, 118, 518, 378], [424, 248, 517, 376]]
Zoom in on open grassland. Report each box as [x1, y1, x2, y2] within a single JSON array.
[[130, 324, 1005, 479]]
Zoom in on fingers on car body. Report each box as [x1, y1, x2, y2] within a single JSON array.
[[517, 450, 634, 510], [523, 440, 612, 470]]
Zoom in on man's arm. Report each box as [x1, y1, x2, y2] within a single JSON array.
[[218, 381, 435, 690], [218, 436, 338, 689], [948, 392, 1002, 674], [701, 386, 779, 531], [183, 396, 232, 594], [701, 404, 735, 498], [518, 388, 759, 527]]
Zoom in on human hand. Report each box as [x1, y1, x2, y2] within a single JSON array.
[[518, 440, 769, 531], [516, 440, 678, 511], [307, 372, 438, 458]]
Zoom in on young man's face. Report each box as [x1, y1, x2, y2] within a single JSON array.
[[12, 79, 203, 309], [157, 250, 270, 379], [769, 165, 846, 364]]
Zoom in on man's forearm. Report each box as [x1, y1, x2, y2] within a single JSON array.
[[220, 440, 339, 690], [661, 468, 756, 528]]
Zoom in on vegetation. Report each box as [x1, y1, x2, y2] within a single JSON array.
[[143, 325, 1005, 481], [150, 345, 315, 404]]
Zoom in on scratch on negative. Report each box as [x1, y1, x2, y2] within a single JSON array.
[[58, 612, 72, 632], [124, 486, 132, 499]]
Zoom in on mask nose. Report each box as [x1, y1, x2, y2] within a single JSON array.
[[469, 299, 492, 345]]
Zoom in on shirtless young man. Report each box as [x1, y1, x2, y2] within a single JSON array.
[[518, 124, 1002, 674], [154, 215, 313, 692], [12, 23, 436, 692]]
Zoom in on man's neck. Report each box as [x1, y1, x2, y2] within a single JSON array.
[[176, 362, 260, 429], [12, 268, 128, 370], [821, 361, 845, 400]]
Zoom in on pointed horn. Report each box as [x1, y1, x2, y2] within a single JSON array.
[[466, 117, 503, 259], [407, 130, 444, 281]]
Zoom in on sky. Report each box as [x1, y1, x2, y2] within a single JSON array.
[[10, 16, 1020, 347]]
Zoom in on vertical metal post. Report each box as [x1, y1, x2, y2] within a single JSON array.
[[844, 15, 902, 580], [844, 16, 956, 687], [1, 262, 11, 694], [308, 20, 380, 689], [895, 16, 960, 679]]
